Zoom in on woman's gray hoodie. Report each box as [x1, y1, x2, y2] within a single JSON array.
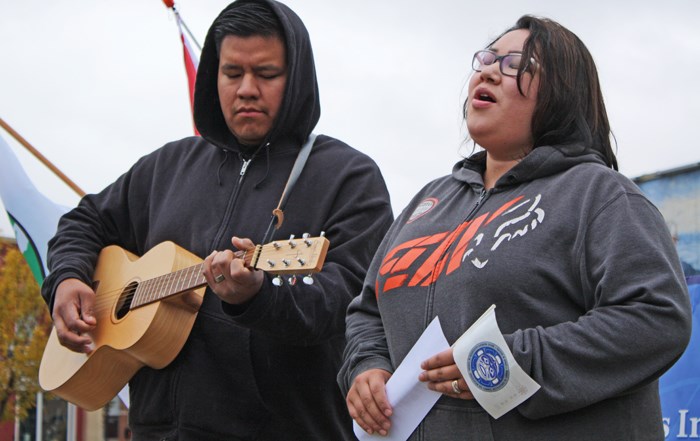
[[340, 146, 691, 440]]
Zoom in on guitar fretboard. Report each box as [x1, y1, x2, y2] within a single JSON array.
[[126, 236, 326, 310], [131, 263, 207, 308]]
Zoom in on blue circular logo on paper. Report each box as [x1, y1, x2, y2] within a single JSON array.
[[468, 342, 509, 392]]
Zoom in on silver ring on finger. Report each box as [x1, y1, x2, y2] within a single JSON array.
[[451, 379, 462, 394], [214, 273, 226, 283]]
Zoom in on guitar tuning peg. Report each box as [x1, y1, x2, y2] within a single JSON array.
[[320, 231, 326, 237], [303, 275, 314, 285], [272, 276, 284, 287], [302, 232, 313, 247], [288, 275, 297, 286]]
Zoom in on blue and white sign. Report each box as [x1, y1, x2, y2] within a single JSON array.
[[452, 305, 540, 419], [660, 277, 700, 440], [469, 342, 509, 392]]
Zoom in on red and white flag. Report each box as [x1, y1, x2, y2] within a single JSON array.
[[164, 0, 201, 134]]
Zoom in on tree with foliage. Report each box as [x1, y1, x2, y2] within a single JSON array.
[[0, 248, 51, 422]]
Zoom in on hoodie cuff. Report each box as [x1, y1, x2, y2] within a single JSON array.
[[219, 274, 275, 323]]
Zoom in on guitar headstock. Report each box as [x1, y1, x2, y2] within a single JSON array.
[[250, 234, 330, 276]]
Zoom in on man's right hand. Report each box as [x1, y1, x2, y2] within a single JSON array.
[[346, 368, 393, 436], [52, 278, 97, 354]]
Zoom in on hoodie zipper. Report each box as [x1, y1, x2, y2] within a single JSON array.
[[423, 186, 490, 328], [468, 188, 489, 221], [209, 155, 254, 250], [239, 158, 251, 177]]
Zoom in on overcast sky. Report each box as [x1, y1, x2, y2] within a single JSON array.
[[1, 0, 699, 238]]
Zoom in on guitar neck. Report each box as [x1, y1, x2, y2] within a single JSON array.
[[129, 235, 329, 309], [131, 246, 261, 309], [130, 262, 207, 308]]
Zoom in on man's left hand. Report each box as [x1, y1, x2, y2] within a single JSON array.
[[203, 236, 264, 304]]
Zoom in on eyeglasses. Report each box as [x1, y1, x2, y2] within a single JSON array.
[[472, 50, 528, 77]]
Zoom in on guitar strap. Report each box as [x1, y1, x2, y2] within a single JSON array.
[[261, 133, 317, 243]]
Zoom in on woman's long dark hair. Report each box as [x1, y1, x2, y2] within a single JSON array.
[[464, 15, 618, 170]]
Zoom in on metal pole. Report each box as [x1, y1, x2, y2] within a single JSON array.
[[13, 402, 19, 441], [36, 392, 43, 441], [67, 403, 77, 441]]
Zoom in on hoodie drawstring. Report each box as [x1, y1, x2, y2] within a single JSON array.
[[216, 149, 229, 186], [254, 142, 272, 189]]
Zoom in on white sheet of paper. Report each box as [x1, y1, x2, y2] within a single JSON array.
[[354, 316, 449, 441], [452, 304, 540, 419]]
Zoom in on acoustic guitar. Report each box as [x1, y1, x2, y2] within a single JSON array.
[[38, 235, 329, 410]]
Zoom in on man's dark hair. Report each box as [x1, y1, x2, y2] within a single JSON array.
[[213, 1, 285, 55]]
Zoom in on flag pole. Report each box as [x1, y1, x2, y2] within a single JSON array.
[[0, 117, 85, 197], [163, 0, 202, 51]]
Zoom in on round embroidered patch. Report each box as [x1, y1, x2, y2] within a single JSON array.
[[407, 198, 438, 223], [468, 342, 509, 392]]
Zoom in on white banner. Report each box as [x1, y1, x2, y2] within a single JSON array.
[[0, 133, 69, 285]]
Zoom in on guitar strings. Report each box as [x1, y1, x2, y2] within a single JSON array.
[[86, 248, 255, 313], [87, 262, 207, 313]]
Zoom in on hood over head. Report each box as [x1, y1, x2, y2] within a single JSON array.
[[193, 0, 320, 152]]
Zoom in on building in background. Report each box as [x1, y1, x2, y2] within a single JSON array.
[[634, 162, 700, 276]]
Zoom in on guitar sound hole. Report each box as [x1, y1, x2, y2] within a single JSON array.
[[115, 281, 139, 320]]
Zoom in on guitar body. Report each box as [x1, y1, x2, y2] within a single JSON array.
[[39, 241, 206, 410]]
